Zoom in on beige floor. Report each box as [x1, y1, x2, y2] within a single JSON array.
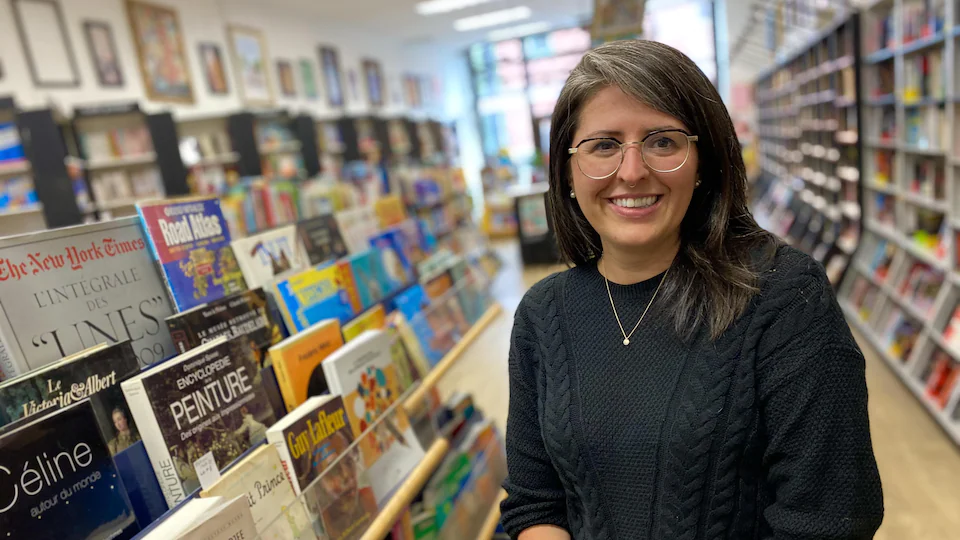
[[436, 240, 960, 539]]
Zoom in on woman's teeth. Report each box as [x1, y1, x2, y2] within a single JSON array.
[[611, 196, 658, 208]]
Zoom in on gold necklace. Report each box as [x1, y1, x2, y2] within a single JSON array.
[[601, 259, 670, 346]]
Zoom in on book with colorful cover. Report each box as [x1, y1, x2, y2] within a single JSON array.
[[374, 195, 408, 228], [269, 319, 344, 412], [297, 214, 349, 266], [165, 288, 281, 355], [300, 441, 378, 540], [334, 207, 379, 254], [387, 311, 430, 382], [0, 400, 139, 539], [0, 217, 177, 378], [342, 305, 387, 342], [231, 225, 307, 289], [346, 250, 391, 309], [943, 303, 960, 349], [423, 270, 470, 334], [121, 335, 278, 508], [448, 258, 487, 324], [925, 350, 960, 409], [270, 264, 357, 332], [137, 197, 247, 312], [409, 279, 469, 366], [369, 227, 414, 293], [392, 284, 430, 322], [396, 218, 428, 267]]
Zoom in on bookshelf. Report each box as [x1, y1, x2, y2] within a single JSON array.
[[752, 14, 864, 286], [839, 0, 960, 446], [177, 114, 238, 196]]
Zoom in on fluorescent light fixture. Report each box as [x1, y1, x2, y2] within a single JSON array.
[[454, 6, 532, 31], [416, 0, 498, 16], [487, 21, 552, 41]]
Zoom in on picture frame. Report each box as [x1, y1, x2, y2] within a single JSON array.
[[197, 42, 229, 95], [318, 46, 344, 109], [227, 25, 273, 106], [276, 59, 296, 98], [362, 59, 384, 108], [126, 0, 195, 103], [11, 0, 80, 88], [82, 20, 124, 88], [403, 74, 421, 109], [591, 0, 645, 41], [299, 59, 318, 100]]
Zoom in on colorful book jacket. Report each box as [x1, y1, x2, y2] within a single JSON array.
[[231, 225, 307, 290], [0, 400, 139, 539], [342, 305, 387, 342], [266, 395, 354, 495], [0, 217, 176, 378], [346, 250, 391, 310], [137, 197, 247, 312], [120, 335, 278, 508], [297, 214, 349, 266], [200, 445, 312, 540], [270, 264, 357, 332], [300, 442, 378, 540], [369, 228, 414, 293], [165, 288, 281, 355], [374, 195, 407, 229], [334, 207, 379, 255], [269, 319, 344, 412], [392, 284, 430, 322]]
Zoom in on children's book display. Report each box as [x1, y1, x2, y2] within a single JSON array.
[[232, 225, 308, 289]]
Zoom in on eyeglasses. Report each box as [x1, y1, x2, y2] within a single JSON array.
[[568, 129, 699, 179]]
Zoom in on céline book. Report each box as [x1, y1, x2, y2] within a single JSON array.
[[121, 335, 278, 508], [165, 288, 280, 354], [268, 318, 344, 412], [231, 224, 308, 289], [0, 217, 176, 378], [137, 196, 247, 312]]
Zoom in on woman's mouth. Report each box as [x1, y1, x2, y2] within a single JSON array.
[[606, 195, 663, 217], [609, 195, 660, 208]]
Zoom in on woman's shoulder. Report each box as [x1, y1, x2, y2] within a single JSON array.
[[754, 243, 832, 303]]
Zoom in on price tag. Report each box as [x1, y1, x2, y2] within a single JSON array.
[[193, 451, 221, 491]]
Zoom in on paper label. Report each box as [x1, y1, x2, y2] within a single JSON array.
[[194, 451, 221, 491]]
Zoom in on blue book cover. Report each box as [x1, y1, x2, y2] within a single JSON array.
[[347, 250, 391, 309], [369, 228, 414, 293], [0, 400, 140, 539], [137, 197, 248, 312], [393, 284, 430, 322], [272, 264, 356, 331]]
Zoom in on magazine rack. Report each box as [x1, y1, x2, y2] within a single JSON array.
[[432, 434, 507, 539]]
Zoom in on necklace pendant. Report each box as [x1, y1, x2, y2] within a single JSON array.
[[623, 338, 630, 346]]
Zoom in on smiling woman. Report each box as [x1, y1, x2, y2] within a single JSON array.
[[500, 40, 884, 540]]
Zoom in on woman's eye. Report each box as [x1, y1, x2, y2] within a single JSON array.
[[588, 140, 618, 152], [652, 137, 676, 149]]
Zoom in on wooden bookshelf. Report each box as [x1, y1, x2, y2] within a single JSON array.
[[476, 489, 507, 539], [837, 0, 960, 447]]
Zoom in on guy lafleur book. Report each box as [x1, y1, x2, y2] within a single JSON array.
[[137, 196, 247, 312], [165, 288, 280, 354], [342, 305, 387, 342], [369, 228, 414, 293], [0, 217, 176, 378], [297, 214, 348, 266], [121, 335, 278, 508], [270, 264, 357, 332], [200, 445, 312, 540], [269, 319, 344, 412], [231, 225, 307, 289], [266, 395, 355, 495], [0, 400, 139, 539]]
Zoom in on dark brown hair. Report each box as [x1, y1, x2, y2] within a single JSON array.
[[548, 40, 776, 339]]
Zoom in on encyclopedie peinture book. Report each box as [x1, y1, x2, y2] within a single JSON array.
[[296, 214, 348, 266], [165, 288, 281, 355], [0, 399, 139, 539], [0, 217, 177, 378], [137, 196, 247, 313], [121, 335, 278, 508], [231, 224, 308, 289], [268, 318, 344, 412]]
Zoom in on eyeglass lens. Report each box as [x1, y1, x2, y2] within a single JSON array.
[[576, 132, 691, 178]]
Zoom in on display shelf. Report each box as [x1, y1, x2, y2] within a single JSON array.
[[0, 202, 42, 217], [81, 152, 157, 171], [0, 159, 30, 177], [476, 489, 507, 540], [258, 140, 302, 155], [192, 152, 240, 166]]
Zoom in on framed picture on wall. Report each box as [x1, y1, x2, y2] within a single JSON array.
[[403, 74, 421, 109], [83, 21, 124, 87], [126, 0, 194, 103], [198, 43, 229, 95], [362, 59, 384, 108], [11, 0, 80, 88], [299, 59, 318, 100], [276, 60, 296, 98], [318, 46, 344, 108], [227, 25, 273, 106]]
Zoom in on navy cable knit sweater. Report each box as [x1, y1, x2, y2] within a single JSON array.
[[500, 246, 883, 539]]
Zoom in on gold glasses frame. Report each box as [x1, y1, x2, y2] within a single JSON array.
[[568, 129, 699, 178]]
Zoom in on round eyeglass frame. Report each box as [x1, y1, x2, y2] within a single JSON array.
[[567, 129, 700, 178]]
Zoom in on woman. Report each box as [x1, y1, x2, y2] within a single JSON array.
[[500, 40, 883, 540]]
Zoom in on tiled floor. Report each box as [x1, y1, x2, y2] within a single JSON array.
[[437, 240, 960, 539]]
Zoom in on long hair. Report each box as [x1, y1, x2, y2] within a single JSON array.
[[547, 40, 777, 340]]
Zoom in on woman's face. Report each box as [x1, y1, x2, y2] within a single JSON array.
[[569, 86, 698, 254], [113, 410, 128, 432]]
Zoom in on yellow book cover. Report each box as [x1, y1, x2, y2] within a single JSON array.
[[271, 264, 356, 333], [269, 319, 344, 412], [374, 195, 407, 228], [342, 305, 387, 342]]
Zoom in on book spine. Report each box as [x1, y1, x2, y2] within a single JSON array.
[[0, 323, 26, 381], [269, 349, 297, 413], [267, 431, 301, 496], [137, 206, 183, 312], [269, 282, 299, 335], [121, 377, 188, 508]]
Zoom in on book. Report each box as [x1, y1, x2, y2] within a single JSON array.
[[135, 497, 222, 539], [179, 495, 258, 540], [300, 442, 378, 540], [266, 395, 355, 495], [392, 284, 430, 321], [0, 217, 177, 378], [121, 335, 278, 508], [137, 196, 248, 312], [925, 350, 960, 409], [296, 214, 349, 266], [345, 250, 390, 310], [387, 311, 431, 382], [342, 305, 387, 342], [369, 228, 414, 293], [165, 288, 281, 355], [335, 207, 379, 255], [887, 314, 921, 361], [944, 304, 960, 349], [269, 319, 344, 412], [270, 264, 357, 332], [0, 400, 139, 539], [374, 195, 407, 228], [231, 225, 307, 289], [200, 445, 312, 539]]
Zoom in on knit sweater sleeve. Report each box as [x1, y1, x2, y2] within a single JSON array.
[[755, 255, 884, 539], [500, 278, 570, 538]]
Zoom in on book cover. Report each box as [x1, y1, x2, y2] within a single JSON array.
[[179, 495, 258, 540], [200, 445, 312, 540], [121, 335, 278, 508], [386, 312, 429, 384], [231, 225, 307, 289], [408, 288, 468, 366], [0, 217, 176, 377], [342, 305, 387, 342], [269, 319, 344, 412], [271, 264, 357, 332], [0, 400, 139, 539], [943, 304, 960, 348], [137, 197, 247, 312], [346, 250, 390, 310], [374, 195, 407, 229], [266, 395, 355, 495], [334, 207, 379, 255], [393, 284, 430, 322], [396, 218, 428, 268], [369, 228, 414, 293], [448, 258, 487, 325], [135, 497, 222, 539], [165, 288, 281, 355], [297, 214, 349, 266], [300, 443, 378, 540]]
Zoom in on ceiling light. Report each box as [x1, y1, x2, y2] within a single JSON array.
[[416, 0, 498, 16], [487, 21, 552, 41], [454, 6, 532, 31]]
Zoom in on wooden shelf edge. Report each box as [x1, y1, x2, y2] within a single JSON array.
[[361, 437, 451, 540], [403, 303, 504, 412], [476, 489, 507, 539]]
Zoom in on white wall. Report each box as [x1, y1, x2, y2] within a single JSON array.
[[0, 0, 446, 120]]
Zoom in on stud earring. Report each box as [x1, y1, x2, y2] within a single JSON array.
[[570, 189, 576, 199], [695, 179, 702, 187]]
